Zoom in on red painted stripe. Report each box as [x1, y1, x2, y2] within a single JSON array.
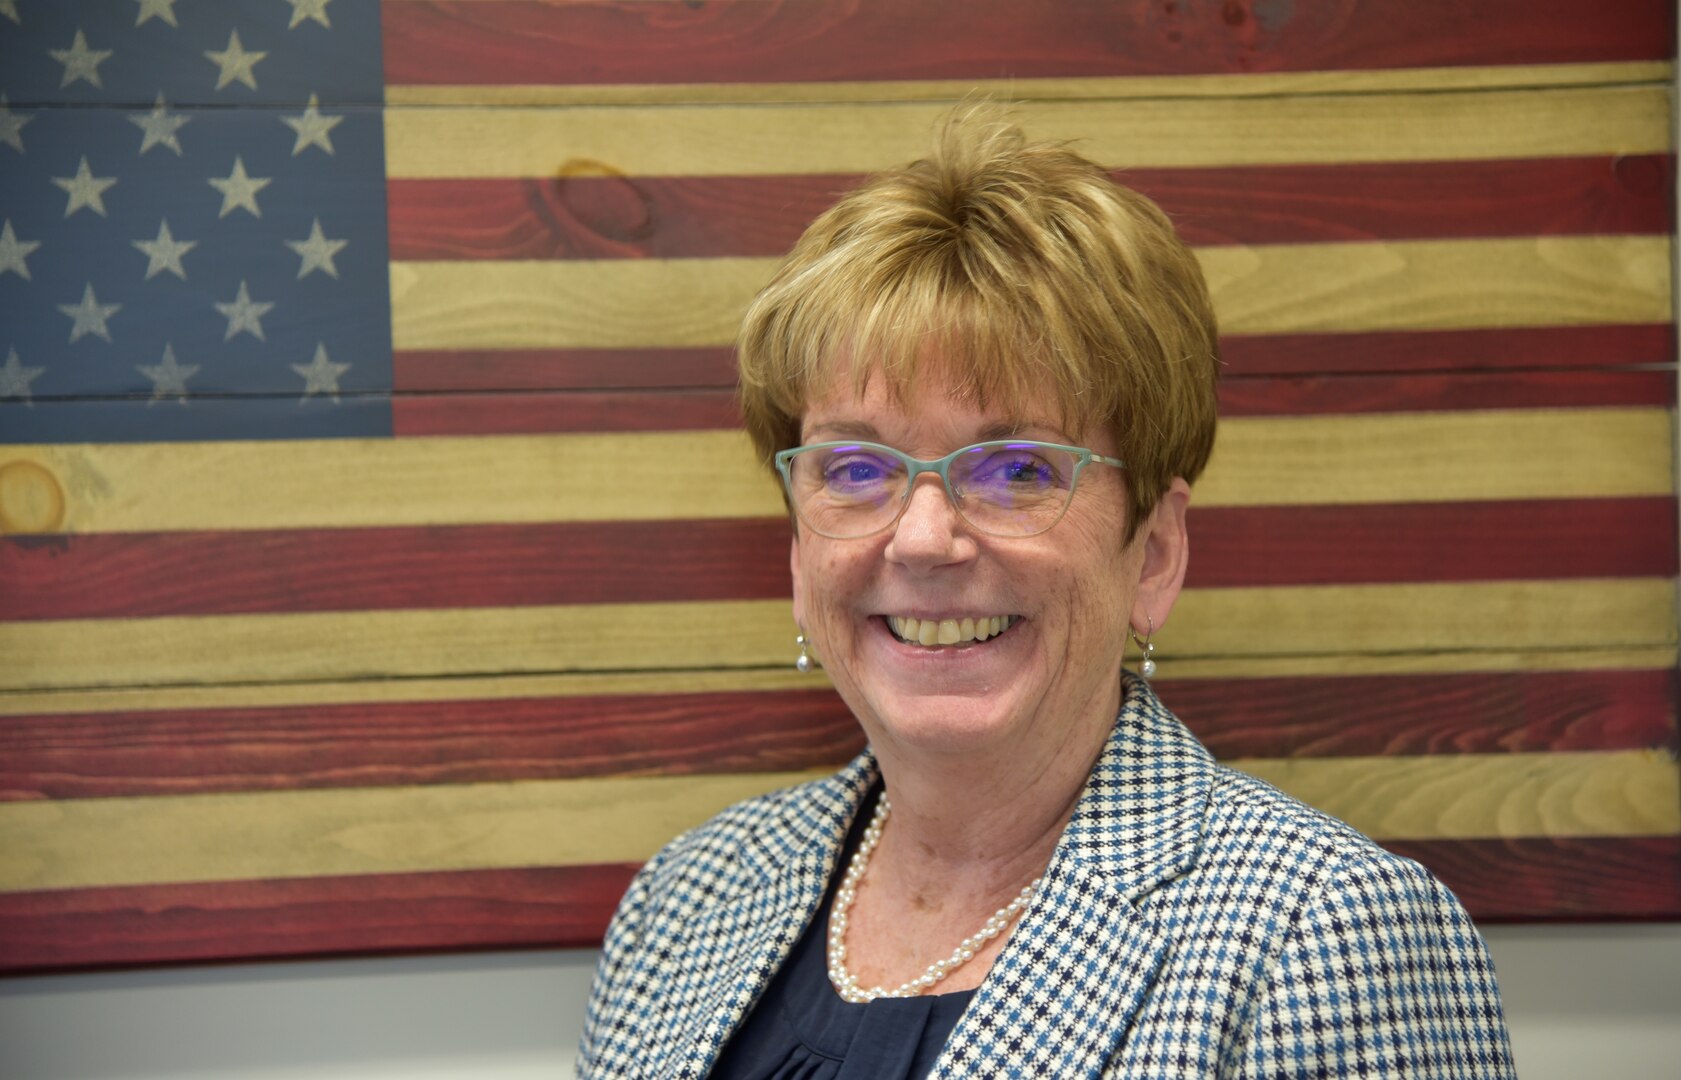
[[391, 325, 1675, 393], [382, 0, 1673, 88], [1159, 669, 1677, 761], [0, 689, 863, 801], [1383, 837, 1681, 921], [391, 369, 1676, 436], [386, 156, 1674, 261], [392, 347, 738, 392], [1, 671, 1669, 802], [4, 499, 1672, 621], [392, 389, 744, 435], [0, 864, 640, 973], [4, 836, 1675, 971]]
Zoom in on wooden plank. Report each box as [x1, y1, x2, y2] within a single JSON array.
[[5, 498, 1673, 621], [380, 0, 1673, 87], [1161, 669, 1677, 760], [390, 326, 1677, 393], [2, 580, 1673, 691], [1, 752, 1670, 893], [2, 670, 1670, 802], [0, 409, 1668, 535], [1231, 752, 1681, 841], [383, 64, 1678, 107], [1383, 837, 1681, 921], [0, 864, 642, 973], [382, 87, 1672, 179], [385, 370, 1681, 438], [5, 648, 1674, 717], [389, 236, 1671, 350], [5, 835, 1676, 972], [386, 155, 1675, 261]]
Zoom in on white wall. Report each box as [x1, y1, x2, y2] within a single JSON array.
[[2, 924, 1677, 1079]]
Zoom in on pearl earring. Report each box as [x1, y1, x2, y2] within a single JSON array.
[[795, 633, 813, 673], [1131, 615, 1157, 680]]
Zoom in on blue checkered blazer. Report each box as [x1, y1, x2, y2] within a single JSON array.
[[580, 676, 1516, 1078]]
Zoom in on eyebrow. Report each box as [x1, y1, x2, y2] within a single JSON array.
[[801, 418, 1068, 445]]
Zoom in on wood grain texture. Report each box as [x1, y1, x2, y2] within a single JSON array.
[[381, 369, 1680, 438], [386, 155, 1674, 261], [0, 863, 642, 973], [4, 836, 1676, 973], [0, 769, 835, 892], [1, 752, 1670, 892], [5, 498, 1673, 621], [1382, 837, 1681, 921], [1229, 750, 1680, 840], [380, 0, 1673, 87], [9, 650, 1675, 720], [390, 325, 1677, 393], [0, 688, 864, 801], [1, 409, 1668, 536], [4, 580, 1673, 691], [389, 237, 1671, 350], [382, 88, 1671, 179], [3, 670, 1670, 802], [1162, 669, 1677, 760]]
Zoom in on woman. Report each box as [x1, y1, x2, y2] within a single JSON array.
[[580, 113, 1515, 1079]]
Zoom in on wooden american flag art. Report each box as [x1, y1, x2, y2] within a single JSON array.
[[0, 0, 1675, 971]]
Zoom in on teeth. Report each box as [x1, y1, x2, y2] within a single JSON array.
[[889, 614, 1015, 646]]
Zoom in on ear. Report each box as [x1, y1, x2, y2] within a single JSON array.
[[789, 527, 806, 631], [1130, 477, 1191, 636]]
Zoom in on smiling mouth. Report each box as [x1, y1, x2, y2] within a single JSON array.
[[886, 615, 1018, 647]]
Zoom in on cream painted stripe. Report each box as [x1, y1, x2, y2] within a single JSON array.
[[1, 646, 1673, 717], [3, 580, 1672, 692], [385, 62, 1676, 106], [0, 642, 1667, 720], [1, 409, 1669, 535], [1233, 751, 1681, 841], [383, 86, 1670, 178], [1, 753, 1673, 892], [389, 237, 1672, 350], [0, 770, 832, 892]]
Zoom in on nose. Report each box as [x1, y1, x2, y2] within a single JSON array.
[[884, 474, 975, 569]]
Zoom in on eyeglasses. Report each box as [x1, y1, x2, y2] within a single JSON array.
[[774, 439, 1125, 539]]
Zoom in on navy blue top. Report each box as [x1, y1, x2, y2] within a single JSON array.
[[709, 792, 975, 1080]]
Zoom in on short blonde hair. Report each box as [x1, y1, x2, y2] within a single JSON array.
[[737, 110, 1219, 539]]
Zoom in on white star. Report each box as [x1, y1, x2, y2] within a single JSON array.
[[0, 95, 31, 153], [135, 0, 179, 27], [0, 220, 41, 280], [133, 219, 196, 281], [138, 342, 198, 404], [50, 29, 115, 89], [0, 1, 19, 25], [280, 94, 342, 156], [214, 280, 274, 341], [58, 283, 122, 344], [293, 342, 350, 402], [0, 348, 44, 403], [204, 29, 266, 91], [286, 0, 332, 29], [130, 92, 189, 155], [285, 219, 347, 279], [208, 156, 270, 218], [53, 157, 117, 217]]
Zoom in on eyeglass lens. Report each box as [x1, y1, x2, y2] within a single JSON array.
[[786, 443, 1080, 538]]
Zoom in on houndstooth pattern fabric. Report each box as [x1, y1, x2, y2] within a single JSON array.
[[578, 676, 1516, 1079]]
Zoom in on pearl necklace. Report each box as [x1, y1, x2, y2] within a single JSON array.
[[827, 795, 1041, 1004]]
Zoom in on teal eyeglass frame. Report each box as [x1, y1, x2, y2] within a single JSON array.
[[773, 439, 1126, 539]]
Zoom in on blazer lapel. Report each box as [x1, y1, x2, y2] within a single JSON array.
[[935, 677, 1215, 1078], [660, 756, 876, 1080]]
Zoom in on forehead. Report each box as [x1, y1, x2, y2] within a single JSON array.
[[800, 363, 1064, 443]]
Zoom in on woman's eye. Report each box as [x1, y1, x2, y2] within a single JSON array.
[[824, 456, 893, 487]]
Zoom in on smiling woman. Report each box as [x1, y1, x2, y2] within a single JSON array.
[[578, 110, 1517, 1080]]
